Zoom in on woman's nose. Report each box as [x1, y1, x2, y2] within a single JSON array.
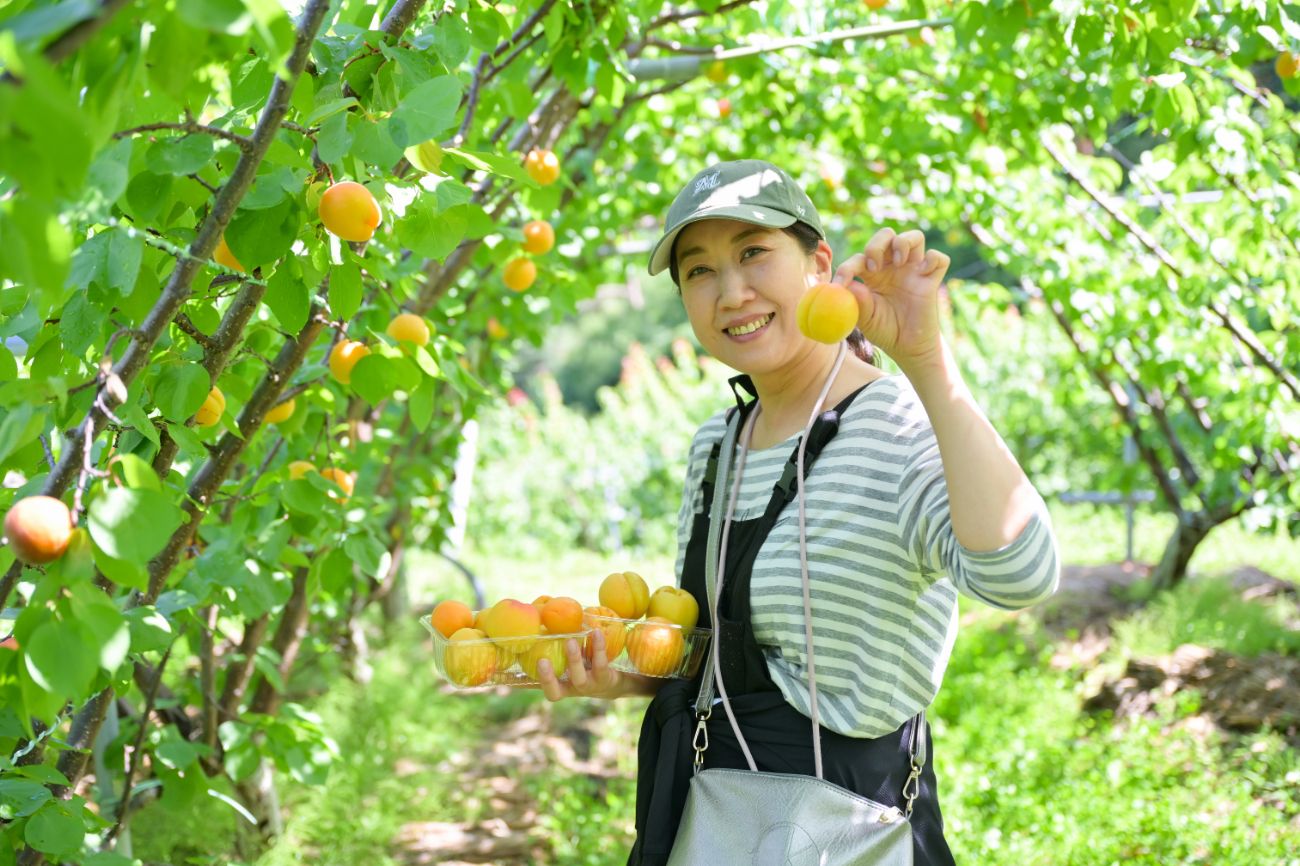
[[716, 267, 753, 308]]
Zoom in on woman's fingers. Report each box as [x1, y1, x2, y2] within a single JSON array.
[[832, 253, 867, 286], [891, 229, 926, 266], [863, 228, 896, 271], [919, 248, 951, 278]]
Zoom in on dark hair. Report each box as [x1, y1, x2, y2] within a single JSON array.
[[669, 221, 875, 365]]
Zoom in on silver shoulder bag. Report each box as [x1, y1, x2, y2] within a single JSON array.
[[667, 344, 924, 866]]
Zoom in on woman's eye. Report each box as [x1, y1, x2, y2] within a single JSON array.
[[741, 246, 766, 260], [687, 266, 709, 278]]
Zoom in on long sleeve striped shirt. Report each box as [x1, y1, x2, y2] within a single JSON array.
[[675, 375, 1060, 738]]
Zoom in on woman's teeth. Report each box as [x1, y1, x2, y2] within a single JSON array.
[[726, 314, 774, 336]]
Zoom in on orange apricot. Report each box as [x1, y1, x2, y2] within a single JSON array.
[[521, 220, 555, 255], [287, 460, 316, 480], [265, 398, 295, 424], [3, 496, 74, 565], [524, 148, 561, 185], [539, 596, 585, 635], [796, 282, 859, 344], [214, 235, 245, 272], [320, 467, 355, 500], [328, 340, 370, 385], [582, 606, 628, 662], [479, 598, 542, 652], [319, 181, 382, 243], [430, 600, 475, 638], [598, 571, 650, 620], [195, 386, 225, 427], [386, 312, 430, 346], [1278, 52, 1300, 80], [503, 257, 537, 292], [625, 617, 686, 677]]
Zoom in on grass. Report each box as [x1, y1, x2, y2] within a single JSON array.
[[125, 505, 1299, 864]]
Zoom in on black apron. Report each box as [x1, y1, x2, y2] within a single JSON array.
[[628, 375, 956, 866]]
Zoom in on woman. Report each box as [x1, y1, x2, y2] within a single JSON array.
[[535, 160, 1060, 865]]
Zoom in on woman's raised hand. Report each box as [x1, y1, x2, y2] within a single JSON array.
[[831, 228, 951, 370]]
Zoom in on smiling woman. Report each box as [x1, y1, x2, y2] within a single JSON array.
[[534, 159, 1061, 866]]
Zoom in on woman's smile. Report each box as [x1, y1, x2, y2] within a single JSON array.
[[723, 312, 775, 341]]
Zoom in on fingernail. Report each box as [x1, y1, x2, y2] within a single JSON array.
[[894, 249, 904, 265], [866, 259, 878, 272], [539, 659, 550, 675]]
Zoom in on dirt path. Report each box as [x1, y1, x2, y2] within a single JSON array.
[[392, 689, 624, 865]]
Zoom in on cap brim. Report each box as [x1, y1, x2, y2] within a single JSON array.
[[647, 206, 799, 276]]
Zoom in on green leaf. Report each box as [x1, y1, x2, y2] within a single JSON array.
[[166, 422, 208, 458], [117, 402, 160, 447], [396, 201, 466, 262], [59, 290, 105, 358], [23, 620, 98, 698], [303, 96, 358, 126], [343, 532, 386, 578], [66, 230, 109, 291], [432, 12, 471, 67], [68, 583, 130, 671], [387, 75, 462, 149], [87, 138, 133, 204], [107, 226, 144, 297], [124, 172, 175, 223], [409, 377, 435, 432], [147, 134, 215, 176], [125, 607, 173, 653], [0, 0, 98, 46], [316, 111, 352, 164], [434, 178, 472, 210], [154, 362, 212, 423], [94, 546, 148, 591], [0, 405, 44, 465], [87, 487, 187, 566], [266, 263, 310, 333], [350, 119, 403, 166], [178, 0, 252, 34], [443, 147, 530, 182], [281, 478, 327, 517], [328, 259, 362, 321], [111, 453, 162, 492], [0, 779, 51, 820], [350, 354, 421, 404], [226, 198, 300, 270]]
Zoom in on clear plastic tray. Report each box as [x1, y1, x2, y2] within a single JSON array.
[[420, 614, 591, 688], [582, 613, 712, 680]]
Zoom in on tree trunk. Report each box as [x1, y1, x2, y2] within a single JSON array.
[[1149, 500, 1250, 592]]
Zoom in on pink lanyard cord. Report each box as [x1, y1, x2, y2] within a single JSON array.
[[709, 343, 849, 779]]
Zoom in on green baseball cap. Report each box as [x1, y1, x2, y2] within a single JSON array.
[[647, 159, 825, 276]]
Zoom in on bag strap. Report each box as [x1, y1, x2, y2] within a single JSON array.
[[691, 343, 928, 815]]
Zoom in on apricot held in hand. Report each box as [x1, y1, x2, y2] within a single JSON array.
[[797, 282, 860, 344], [319, 181, 382, 242], [479, 598, 542, 652], [582, 606, 627, 662], [647, 586, 700, 633], [519, 638, 569, 680], [4, 496, 74, 565], [539, 596, 585, 635]]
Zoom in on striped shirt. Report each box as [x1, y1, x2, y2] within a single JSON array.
[[675, 375, 1060, 738]]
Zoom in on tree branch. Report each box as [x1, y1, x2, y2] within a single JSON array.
[[644, 0, 758, 34], [1042, 134, 1300, 402], [113, 122, 253, 154], [43, 0, 134, 64]]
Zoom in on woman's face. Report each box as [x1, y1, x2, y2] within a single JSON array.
[[674, 218, 831, 377]]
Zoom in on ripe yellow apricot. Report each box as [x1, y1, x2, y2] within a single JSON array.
[[503, 257, 537, 292], [864, 0, 888, 9], [214, 235, 245, 272], [195, 386, 226, 427], [796, 282, 860, 344], [288, 460, 316, 480], [444, 627, 497, 686], [386, 312, 430, 346], [320, 467, 355, 500], [524, 148, 561, 185], [521, 220, 555, 255], [328, 340, 370, 385], [599, 571, 650, 620], [582, 606, 627, 663], [705, 60, 727, 83], [319, 181, 382, 243], [1278, 52, 1300, 80], [626, 617, 686, 677], [265, 398, 295, 424], [3, 496, 74, 565]]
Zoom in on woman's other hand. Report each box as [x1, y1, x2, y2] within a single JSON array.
[[535, 630, 626, 701]]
